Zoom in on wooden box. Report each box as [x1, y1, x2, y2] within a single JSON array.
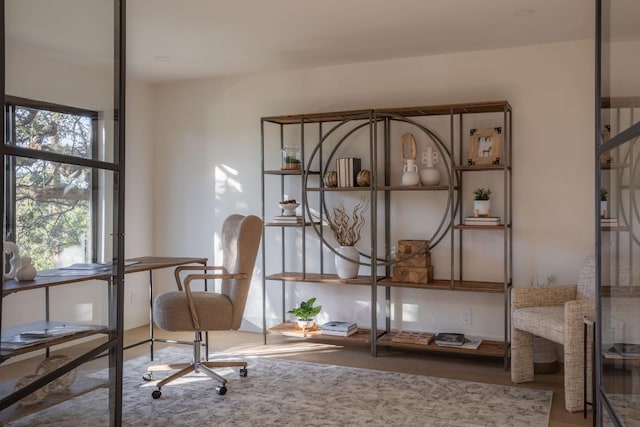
[[395, 252, 431, 268], [397, 240, 430, 255], [392, 265, 434, 284]]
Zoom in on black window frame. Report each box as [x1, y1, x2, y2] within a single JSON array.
[[4, 95, 100, 264]]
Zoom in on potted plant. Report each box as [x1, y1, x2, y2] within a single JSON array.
[[472, 187, 491, 217], [327, 199, 368, 279], [601, 188, 608, 219], [288, 297, 322, 329]]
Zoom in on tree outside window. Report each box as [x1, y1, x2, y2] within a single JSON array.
[[5, 98, 98, 270]]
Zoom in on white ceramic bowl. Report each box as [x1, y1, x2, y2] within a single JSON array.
[[278, 202, 300, 216]]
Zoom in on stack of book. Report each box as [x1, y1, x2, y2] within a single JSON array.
[[434, 332, 466, 346], [272, 215, 303, 225], [464, 216, 501, 226], [321, 321, 358, 336], [336, 157, 361, 187], [601, 218, 619, 228]]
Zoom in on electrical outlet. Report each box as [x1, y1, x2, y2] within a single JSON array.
[[462, 309, 472, 325]]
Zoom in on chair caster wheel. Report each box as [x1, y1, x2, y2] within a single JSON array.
[[216, 385, 227, 395], [239, 368, 248, 377], [142, 372, 153, 381], [152, 390, 161, 399]]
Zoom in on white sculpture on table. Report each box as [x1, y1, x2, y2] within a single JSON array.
[[3, 241, 21, 280]]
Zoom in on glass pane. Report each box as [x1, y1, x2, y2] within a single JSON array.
[[600, 0, 640, 137], [8, 102, 96, 160], [4, 0, 116, 163], [599, 4, 640, 421]]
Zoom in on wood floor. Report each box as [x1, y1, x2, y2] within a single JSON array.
[[1, 325, 592, 426]]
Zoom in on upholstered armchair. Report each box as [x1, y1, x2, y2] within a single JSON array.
[[511, 255, 595, 412], [145, 214, 263, 399]]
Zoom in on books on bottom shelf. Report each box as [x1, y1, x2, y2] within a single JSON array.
[[434, 332, 483, 350], [321, 321, 358, 337], [464, 216, 501, 226], [392, 331, 435, 345], [271, 215, 303, 224], [610, 342, 640, 358], [601, 218, 619, 227]]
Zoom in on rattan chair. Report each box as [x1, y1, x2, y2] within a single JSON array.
[[511, 255, 595, 412], [144, 214, 262, 399]]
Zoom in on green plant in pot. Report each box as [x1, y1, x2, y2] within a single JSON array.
[[472, 187, 491, 217], [288, 297, 322, 329]]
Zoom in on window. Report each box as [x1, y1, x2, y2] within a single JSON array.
[[4, 97, 99, 270]]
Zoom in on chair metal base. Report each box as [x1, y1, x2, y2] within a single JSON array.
[[144, 332, 247, 399]]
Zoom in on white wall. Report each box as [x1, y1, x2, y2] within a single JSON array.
[[151, 39, 596, 340]]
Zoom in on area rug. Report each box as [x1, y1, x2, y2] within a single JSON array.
[[8, 348, 552, 426]]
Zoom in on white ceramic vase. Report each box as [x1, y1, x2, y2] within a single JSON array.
[[335, 246, 359, 279], [401, 159, 420, 186], [3, 241, 20, 280], [420, 146, 441, 185], [473, 200, 491, 217], [16, 257, 37, 282]]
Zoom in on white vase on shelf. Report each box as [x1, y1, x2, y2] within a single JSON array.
[[334, 246, 359, 279], [3, 241, 20, 280], [16, 257, 37, 282], [401, 159, 420, 186], [420, 146, 441, 186], [473, 200, 491, 217]]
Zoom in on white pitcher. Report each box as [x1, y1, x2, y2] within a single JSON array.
[[3, 241, 21, 280], [402, 159, 420, 186]]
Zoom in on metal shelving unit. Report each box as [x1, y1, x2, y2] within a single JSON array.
[[260, 101, 512, 362]]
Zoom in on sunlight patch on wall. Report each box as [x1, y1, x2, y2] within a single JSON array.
[[215, 164, 242, 194], [402, 303, 419, 322], [75, 303, 94, 322]]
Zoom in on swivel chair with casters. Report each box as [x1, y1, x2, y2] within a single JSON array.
[[144, 214, 263, 399]]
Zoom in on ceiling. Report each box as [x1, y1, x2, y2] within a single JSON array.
[[6, 0, 640, 83], [127, 0, 597, 82]]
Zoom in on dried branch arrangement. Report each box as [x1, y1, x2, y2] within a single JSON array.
[[328, 199, 369, 246]]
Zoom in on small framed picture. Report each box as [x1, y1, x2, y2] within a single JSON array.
[[468, 127, 502, 166]]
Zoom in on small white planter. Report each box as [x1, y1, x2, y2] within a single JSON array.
[[296, 319, 315, 329], [473, 200, 491, 217], [601, 200, 608, 219], [335, 246, 359, 279]]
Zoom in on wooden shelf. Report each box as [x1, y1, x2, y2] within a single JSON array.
[[264, 221, 322, 227], [454, 164, 508, 171], [377, 185, 451, 191], [378, 278, 506, 293], [263, 169, 321, 175], [378, 333, 505, 358], [261, 100, 511, 125], [453, 224, 510, 230], [602, 286, 640, 297], [265, 272, 372, 286], [306, 186, 371, 192], [601, 162, 628, 170], [266, 273, 506, 293], [268, 323, 372, 343], [1, 321, 109, 363], [601, 226, 629, 231], [307, 185, 452, 192], [268, 323, 504, 358]]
